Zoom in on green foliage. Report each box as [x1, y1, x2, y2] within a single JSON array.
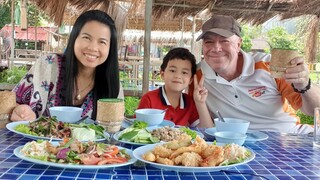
[[240, 24, 263, 52], [0, 0, 49, 28], [0, 66, 28, 84], [266, 26, 298, 50], [296, 110, 313, 125], [27, 2, 49, 26], [124, 96, 140, 117], [0, 2, 11, 28], [241, 35, 252, 52]]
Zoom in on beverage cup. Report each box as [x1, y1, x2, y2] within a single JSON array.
[[314, 107, 320, 147], [96, 98, 125, 133], [270, 49, 299, 78]]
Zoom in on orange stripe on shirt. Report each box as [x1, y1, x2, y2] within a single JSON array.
[[255, 61, 302, 124]]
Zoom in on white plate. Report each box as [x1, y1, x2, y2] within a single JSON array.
[[14, 142, 137, 169], [113, 127, 204, 146], [6, 121, 110, 142], [205, 128, 269, 143], [121, 119, 175, 129], [133, 142, 255, 172]]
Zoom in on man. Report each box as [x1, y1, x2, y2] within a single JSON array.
[[190, 15, 320, 134]]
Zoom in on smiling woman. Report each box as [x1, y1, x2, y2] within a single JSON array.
[[11, 10, 123, 122]]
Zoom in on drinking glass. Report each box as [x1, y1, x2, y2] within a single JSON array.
[[314, 107, 320, 147]]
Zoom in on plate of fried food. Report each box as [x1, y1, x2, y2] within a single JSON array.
[[6, 116, 109, 142], [133, 136, 255, 172]]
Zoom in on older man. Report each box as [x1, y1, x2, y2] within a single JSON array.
[[190, 15, 320, 134]]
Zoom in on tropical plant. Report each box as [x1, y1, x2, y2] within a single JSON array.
[[296, 110, 313, 125], [124, 96, 140, 117], [266, 26, 299, 50], [0, 66, 28, 84], [0, 0, 49, 29]]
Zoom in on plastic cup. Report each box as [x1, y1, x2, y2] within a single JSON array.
[[314, 107, 320, 147]]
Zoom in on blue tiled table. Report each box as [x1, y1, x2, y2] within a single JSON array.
[[0, 128, 320, 180]]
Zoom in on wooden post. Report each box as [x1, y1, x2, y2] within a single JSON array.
[[10, 0, 15, 69], [191, 16, 196, 54], [20, 0, 27, 30], [142, 0, 152, 95]]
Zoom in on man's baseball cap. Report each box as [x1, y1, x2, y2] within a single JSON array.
[[196, 15, 241, 41]]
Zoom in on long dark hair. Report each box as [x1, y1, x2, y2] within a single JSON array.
[[63, 10, 120, 119]]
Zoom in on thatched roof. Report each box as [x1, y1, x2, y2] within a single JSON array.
[[27, 0, 320, 30], [24, 0, 320, 63]]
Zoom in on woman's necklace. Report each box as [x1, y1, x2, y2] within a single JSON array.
[[75, 79, 93, 101]]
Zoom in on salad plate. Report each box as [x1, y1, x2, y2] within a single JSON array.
[[133, 142, 255, 172], [14, 142, 137, 169], [6, 121, 110, 142], [114, 127, 203, 146], [121, 119, 175, 129], [205, 127, 268, 143]]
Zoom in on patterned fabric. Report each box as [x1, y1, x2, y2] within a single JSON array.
[[12, 54, 94, 118]]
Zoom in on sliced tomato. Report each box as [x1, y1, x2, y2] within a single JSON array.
[[79, 154, 102, 165], [103, 146, 119, 157], [97, 157, 128, 165]]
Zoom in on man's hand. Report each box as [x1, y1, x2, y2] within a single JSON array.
[[193, 74, 208, 104], [283, 57, 310, 90], [11, 104, 36, 121]]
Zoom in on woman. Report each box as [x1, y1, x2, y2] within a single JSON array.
[[11, 10, 123, 121]]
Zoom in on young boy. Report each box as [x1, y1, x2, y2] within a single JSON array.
[[137, 47, 213, 128]]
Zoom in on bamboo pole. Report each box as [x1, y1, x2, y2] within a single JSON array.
[[142, 0, 152, 95]]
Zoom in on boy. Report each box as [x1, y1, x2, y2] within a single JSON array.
[[137, 48, 213, 128]]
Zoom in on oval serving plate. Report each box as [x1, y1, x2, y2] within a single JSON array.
[[6, 121, 110, 142], [133, 142, 255, 172], [14, 142, 136, 169], [114, 127, 204, 146]]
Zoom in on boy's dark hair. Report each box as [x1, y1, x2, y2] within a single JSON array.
[[160, 47, 197, 75], [63, 10, 120, 119]]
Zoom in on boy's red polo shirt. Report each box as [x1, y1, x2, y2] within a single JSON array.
[[137, 86, 199, 127]]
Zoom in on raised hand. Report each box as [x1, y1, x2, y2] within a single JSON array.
[[193, 74, 208, 104], [283, 57, 310, 90]]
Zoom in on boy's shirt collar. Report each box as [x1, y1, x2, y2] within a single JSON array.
[[160, 86, 185, 109]]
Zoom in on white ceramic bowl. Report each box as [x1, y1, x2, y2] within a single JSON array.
[[49, 106, 83, 123], [214, 118, 250, 134], [214, 131, 247, 145], [135, 108, 165, 126]]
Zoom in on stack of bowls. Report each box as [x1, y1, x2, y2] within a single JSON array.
[[213, 118, 250, 145]]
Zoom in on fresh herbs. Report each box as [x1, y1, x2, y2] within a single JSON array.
[[179, 127, 197, 139], [119, 120, 159, 144]]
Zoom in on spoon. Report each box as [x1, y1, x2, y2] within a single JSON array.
[[216, 110, 225, 122], [74, 115, 89, 124], [124, 117, 135, 125], [162, 108, 168, 114]]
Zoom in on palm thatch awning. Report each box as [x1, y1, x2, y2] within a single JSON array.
[[25, 0, 320, 30]]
